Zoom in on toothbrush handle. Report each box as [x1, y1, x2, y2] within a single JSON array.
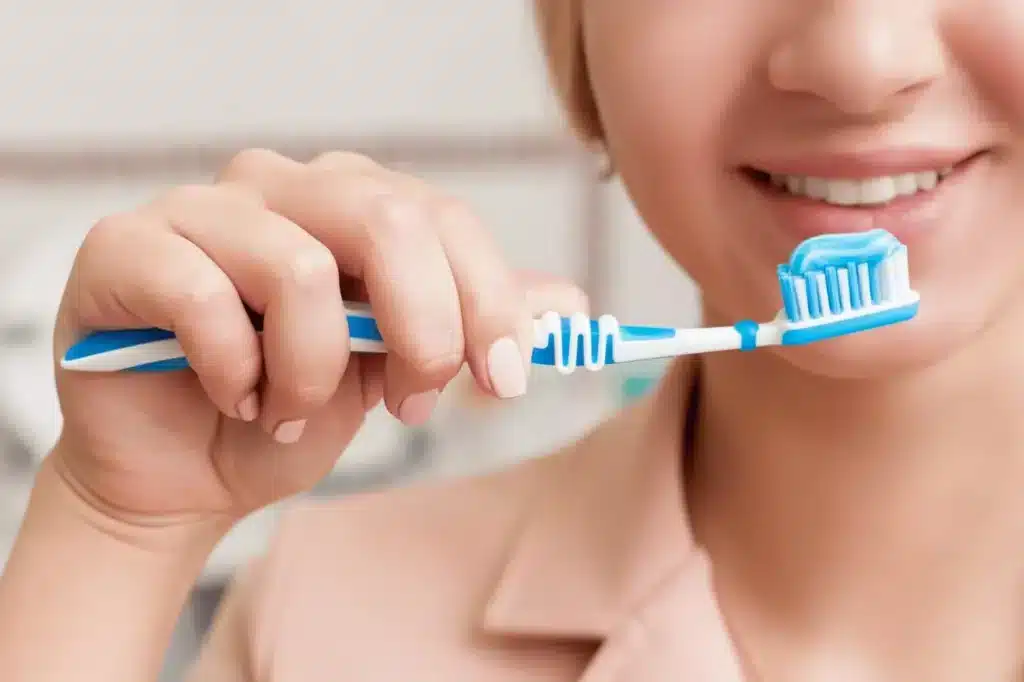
[[610, 320, 781, 365], [62, 306, 388, 373], [63, 305, 579, 373], [60, 311, 784, 374], [526, 314, 783, 373], [62, 311, 604, 373]]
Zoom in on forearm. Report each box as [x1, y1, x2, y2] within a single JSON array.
[[0, 455, 228, 682]]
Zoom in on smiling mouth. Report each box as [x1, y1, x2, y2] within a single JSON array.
[[741, 150, 988, 208]]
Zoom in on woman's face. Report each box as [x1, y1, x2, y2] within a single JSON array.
[[582, 0, 1024, 378]]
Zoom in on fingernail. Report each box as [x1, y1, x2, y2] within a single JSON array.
[[273, 419, 307, 444], [487, 336, 527, 398], [398, 390, 438, 426], [236, 393, 260, 422]]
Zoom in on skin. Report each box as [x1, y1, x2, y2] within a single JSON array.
[[2, 1, 1024, 680], [583, 0, 1024, 679]]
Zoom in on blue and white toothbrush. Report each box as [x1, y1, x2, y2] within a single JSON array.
[[60, 228, 920, 375]]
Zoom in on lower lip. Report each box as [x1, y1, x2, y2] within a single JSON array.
[[739, 153, 987, 244]]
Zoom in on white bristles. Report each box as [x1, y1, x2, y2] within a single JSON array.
[[838, 268, 853, 310], [857, 262, 871, 304], [814, 272, 830, 315], [778, 246, 915, 324], [794, 277, 811, 320]]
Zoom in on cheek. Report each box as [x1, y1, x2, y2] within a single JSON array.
[[945, 2, 1024, 130], [584, 2, 776, 315]]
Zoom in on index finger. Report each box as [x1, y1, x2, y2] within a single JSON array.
[[516, 270, 590, 318]]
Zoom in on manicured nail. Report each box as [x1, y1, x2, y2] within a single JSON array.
[[273, 419, 306, 444], [398, 390, 438, 426], [236, 393, 260, 422], [487, 336, 527, 398]]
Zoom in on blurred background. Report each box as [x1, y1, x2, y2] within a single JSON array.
[[0, 4, 699, 679]]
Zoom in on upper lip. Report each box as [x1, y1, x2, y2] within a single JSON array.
[[743, 147, 984, 179]]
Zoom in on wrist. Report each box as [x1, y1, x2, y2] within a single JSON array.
[[34, 448, 232, 557], [0, 452, 229, 682]]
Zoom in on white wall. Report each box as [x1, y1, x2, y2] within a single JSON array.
[[0, 0, 698, 319], [0, 3, 556, 140]]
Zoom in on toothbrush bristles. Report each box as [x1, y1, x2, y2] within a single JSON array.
[[777, 246, 911, 323]]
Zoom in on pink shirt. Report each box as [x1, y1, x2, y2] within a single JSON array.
[[192, 358, 748, 681]]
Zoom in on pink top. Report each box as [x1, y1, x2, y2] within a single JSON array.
[[191, 358, 748, 681]]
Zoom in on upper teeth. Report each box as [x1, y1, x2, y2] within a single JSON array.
[[771, 168, 953, 206]]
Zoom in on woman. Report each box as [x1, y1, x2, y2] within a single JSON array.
[[2, 2, 1023, 680]]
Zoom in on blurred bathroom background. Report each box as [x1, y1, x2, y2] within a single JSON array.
[[0, 4, 699, 679]]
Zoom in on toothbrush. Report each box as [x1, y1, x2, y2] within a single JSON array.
[[60, 228, 919, 375]]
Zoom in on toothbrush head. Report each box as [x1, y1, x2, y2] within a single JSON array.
[[774, 229, 920, 345]]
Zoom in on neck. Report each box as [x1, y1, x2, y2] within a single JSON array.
[[689, 309, 1024, 678]]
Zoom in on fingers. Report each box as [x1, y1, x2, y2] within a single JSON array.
[[518, 269, 591, 317], [219, 150, 533, 426], [416, 195, 534, 401], [146, 183, 350, 442], [73, 147, 583, 438], [72, 215, 263, 420], [360, 195, 464, 423]]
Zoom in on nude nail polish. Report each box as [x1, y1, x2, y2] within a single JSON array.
[[487, 336, 527, 398], [398, 391, 438, 426], [273, 419, 307, 444], [236, 393, 260, 422]]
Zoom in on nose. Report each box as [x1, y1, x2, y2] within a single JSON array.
[[768, 1, 945, 115]]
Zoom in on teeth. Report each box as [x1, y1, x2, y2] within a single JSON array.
[[769, 168, 953, 206]]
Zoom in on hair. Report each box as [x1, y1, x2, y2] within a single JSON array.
[[532, 0, 604, 146]]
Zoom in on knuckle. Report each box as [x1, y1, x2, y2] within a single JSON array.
[[367, 194, 424, 239], [197, 343, 259, 392], [216, 354, 261, 391], [403, 343, 464, 383], [276, 245, 339, 292], [78, 213, 150, 271], [526, 277, 590, 316], [85, 212, 139, 248], [174, 270, 236, 320], [559, 284, 590, 313], [303, 162, 352, 197], [214, 180, 266, 209], [468, 302, 517, 333], [433, 196, 479, 231], [308, 150, 378, 173], [302, 161, 380, 207], [159, 183, 219, 210], [286, 379, 337, 408], [218, 147, 281, 182], [186, 324, 260, 397]]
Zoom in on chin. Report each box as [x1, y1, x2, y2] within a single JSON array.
[[766, 298, 989, 381]]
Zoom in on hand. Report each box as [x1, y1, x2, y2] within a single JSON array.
[[50, 149, 587, 527]]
